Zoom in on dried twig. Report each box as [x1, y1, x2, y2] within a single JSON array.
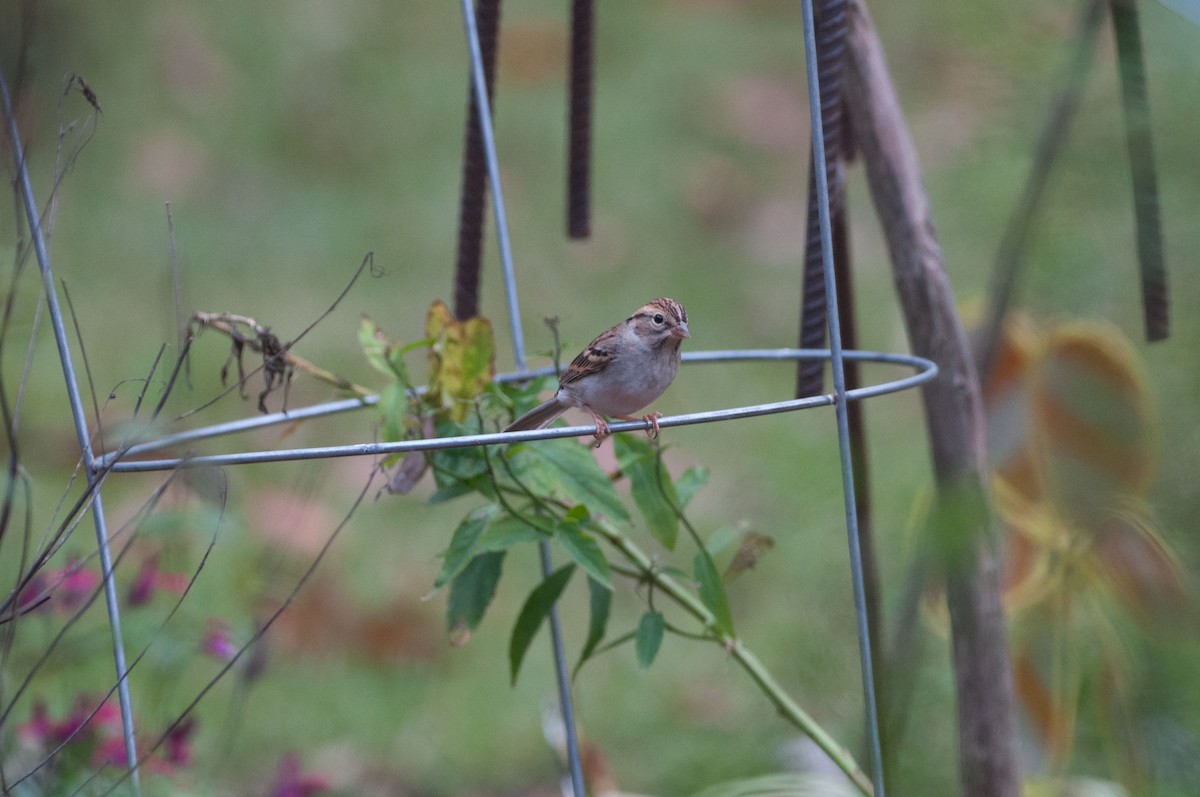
[[191, 312, 373, 412]]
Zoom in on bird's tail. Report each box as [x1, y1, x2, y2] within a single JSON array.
[[504, 399, 567, 432]]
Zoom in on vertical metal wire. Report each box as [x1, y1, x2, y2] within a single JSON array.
[[798, 1, 886, 794], [539, 543, 588, 797], [0, 69, 142, 795], [459, 0, 526, 371], [458, 3, 586, 795]]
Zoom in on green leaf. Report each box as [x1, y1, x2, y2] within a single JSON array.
[[459, 317, 495, 394], [397, 337, 435, 356], [657, 565, 693, 583], [432, 504, 500, 593], [524, 438, 630, 523], [378, 382, 408, 443], [675, 465, 710, 509], [694, 550, 735, 636], [498, 375, 558, 418], [705, 526, 740, 558], [446, 551, 505, 641], [614, 435, 679, 550], [358, 316, 422, 385], [359, 315, 395, 378], [429, 451, 489, 489], [504, 446, 561, 496], [635, 610, 665, 668], [554, 518, 612, 589], [564, 503, 590, 523], [509, 564, 575, 685], [430, 418, 488, 489], [476, 515, 548, 553], [427, 480, 478, 505], [703, 525, 745, 575], [574, 576, 613, 677], [612, 432, 655, 463]]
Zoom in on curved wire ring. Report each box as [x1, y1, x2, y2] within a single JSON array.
[[101, 348, 936, 472]]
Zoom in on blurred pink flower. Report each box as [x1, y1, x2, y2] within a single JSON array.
[[201, 619, 238, 661], [18, 696, 196, 778], [92, 736, 128, 768], [17, 702, 55, 746], [163, 717, 196, 767], [54, 564, 100, 611], [17, 562, 100, 614], [18, 696, 120, 749], [16, 575, 49, 612], [128, 554, 189, 606], [268, 753, 329, 797], [92, 718, 195, 773]]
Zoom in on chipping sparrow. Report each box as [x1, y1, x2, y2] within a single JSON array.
[[505, 298, 690, 443]]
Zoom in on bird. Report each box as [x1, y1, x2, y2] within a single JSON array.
[[505, 298, 690, 443]]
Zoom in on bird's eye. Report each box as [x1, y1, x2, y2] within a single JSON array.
[[653, 313, 665, 324]]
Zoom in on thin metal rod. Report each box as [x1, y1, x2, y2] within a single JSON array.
[[538, 544, 587, 797], [0, 69, 142, 793], [459, 1, 580, 793], [800, 0, 885, 793], [87, 493, 140, 786], [97, 349, 935, 468], [102, 351, 935, 473], [460, 0, 526, 370], [117, 395, 381, 460], [113, 368, 537, 460], [110, 366, 550, 461]]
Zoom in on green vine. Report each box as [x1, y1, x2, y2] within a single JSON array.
[[364, 306, 874, 796]]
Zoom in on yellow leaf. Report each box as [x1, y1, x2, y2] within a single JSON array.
[[425, 300, 495, 420]]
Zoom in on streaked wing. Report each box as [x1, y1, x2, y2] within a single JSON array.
[[559, 329, 617, 386]]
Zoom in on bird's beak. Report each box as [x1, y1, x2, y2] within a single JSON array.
[[672, 322, 690, 340]]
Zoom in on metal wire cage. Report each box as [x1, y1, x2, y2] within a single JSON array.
[[0, 1, 943, 794]]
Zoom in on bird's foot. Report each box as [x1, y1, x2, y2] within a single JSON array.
[[589, 413, 611, 447], [613, 411, 663, 440], [642, 412, 663, 439]]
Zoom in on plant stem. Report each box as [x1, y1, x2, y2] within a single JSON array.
[[592, 516, 875, 795]]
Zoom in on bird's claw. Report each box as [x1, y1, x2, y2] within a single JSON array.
[[591, 416, 611, 447], [643, 412, 663, 440]]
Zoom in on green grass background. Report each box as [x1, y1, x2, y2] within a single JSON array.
[[3, 0, 1199, 794]]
